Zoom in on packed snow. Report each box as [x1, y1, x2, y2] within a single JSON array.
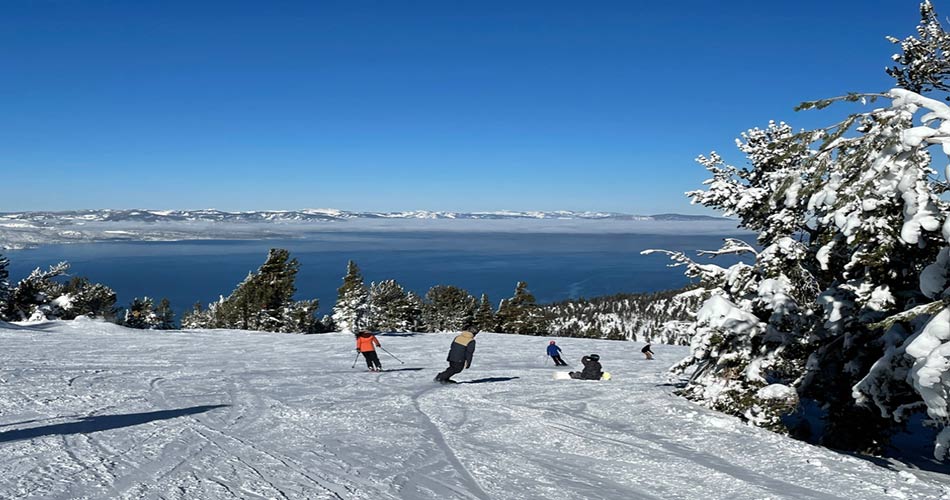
[[1, 320, 948, 500]]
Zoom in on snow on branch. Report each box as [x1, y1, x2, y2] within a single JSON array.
[[697, 238, 759, 258], [640, 249, 727, 280]]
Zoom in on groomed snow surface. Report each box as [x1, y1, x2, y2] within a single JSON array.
[[1, 320, 948, 500]]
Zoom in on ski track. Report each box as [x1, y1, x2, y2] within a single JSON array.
[[0, 321, 949, 499]]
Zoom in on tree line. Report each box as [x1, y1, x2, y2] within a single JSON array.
[[0, 256, 176, 329], [180, 250, 551, 334], [0, 247, 694, 340]]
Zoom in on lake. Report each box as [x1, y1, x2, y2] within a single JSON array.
[[4, 231, 747, 319]]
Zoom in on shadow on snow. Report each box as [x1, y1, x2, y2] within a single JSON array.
[[460, 377, 520, 385], [0, 404, 229, 443]]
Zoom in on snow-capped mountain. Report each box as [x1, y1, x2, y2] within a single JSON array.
[[0, 209, 739, 249]]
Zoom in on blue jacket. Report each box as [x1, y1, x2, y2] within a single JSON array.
[[547, 344, 561, 357]]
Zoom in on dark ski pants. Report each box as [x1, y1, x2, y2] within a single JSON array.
[[362, 351, 382, 370], [436, 361, 465, 382], [551, 355, 567, 366]]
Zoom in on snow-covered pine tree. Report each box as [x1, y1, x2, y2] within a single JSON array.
[[332, 260, 369, 333], [279, 299, 320, 333], [368, 279, 412, 332], [252, 248, 300, 330], [60, 277, 118, 320], [124, 297, 159, 329], [405, 291, 425, 332], [474, 293, 495, 332], [187, 249, 319, 333], [3, 261, 70, 321], [0, 254, 10, 318], [421, 285, 476, 332], [495, 281, 547, 335], [650, 1, 950, 457], [181, 302, 212, 329]]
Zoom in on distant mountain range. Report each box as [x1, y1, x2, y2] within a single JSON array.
[[0, 209, 738, 249], [0, 208, 727, 224]]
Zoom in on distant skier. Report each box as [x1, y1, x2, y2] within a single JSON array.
[[434, 326, 478, 384], [356, 331, 383, 372], [569, 354, 603, 380], [641, 343, 655, 360], [547, 340, 567, 366]]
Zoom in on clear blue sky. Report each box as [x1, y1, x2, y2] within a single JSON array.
[[1, 0, 917, 214]]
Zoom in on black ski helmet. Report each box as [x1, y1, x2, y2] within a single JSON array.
[[589, 354, 600, 361]]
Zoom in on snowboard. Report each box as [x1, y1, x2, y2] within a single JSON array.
[[553, 371, 611, 381]]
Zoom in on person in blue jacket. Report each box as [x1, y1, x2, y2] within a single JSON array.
[[547, 340, 567, 366]]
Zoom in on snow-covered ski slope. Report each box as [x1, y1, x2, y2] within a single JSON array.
[[1, 320, 947, 500]]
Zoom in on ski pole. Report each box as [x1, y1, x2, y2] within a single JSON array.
[[378, 346, 405, 364], [351, 352, 361, 368]]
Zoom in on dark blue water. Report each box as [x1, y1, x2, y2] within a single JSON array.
[[4, 232, 746, 318]]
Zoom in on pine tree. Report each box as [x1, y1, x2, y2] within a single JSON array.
[[496, 282, 547, 335], [124, 297, 157, 329], [155, 298, 175, 330], [4, 262, 69, 321], [253, 248, 299, 330], [649, 1, 950, 457], [280, 299, 320, 333], [332, 260, 369, 333], [421, 285, 476, 332], [0, 254, 10, 319], [60, 277, 118, 320], [181, 302, 211, 329], [188, 249, 318, 333], [474, 293, 495, 332], [368, 279, 412, 332], [405, 291, 425, 332]]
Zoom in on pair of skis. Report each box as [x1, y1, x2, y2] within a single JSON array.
[[351, 346, 405, 368]]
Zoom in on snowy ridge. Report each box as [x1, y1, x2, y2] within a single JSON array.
[[544, 287, 706, 343], [0, 321, 947, 499]]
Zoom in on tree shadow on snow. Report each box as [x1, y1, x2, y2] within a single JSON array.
[[460, 377, 520, 385], [0, 404, 229, 443], [845, 450, 950, 476]]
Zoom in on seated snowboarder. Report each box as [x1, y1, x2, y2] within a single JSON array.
[[569, 354, 603, 380], [641, 343, 655, 360], [356, 330, 383, 372], [547, 340, 567, 366], [435, 325, 478, 384]]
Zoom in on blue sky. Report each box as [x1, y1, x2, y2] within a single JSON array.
[[1, 0, 918, 214]]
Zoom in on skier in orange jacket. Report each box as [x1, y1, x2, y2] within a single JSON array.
[[356, 331, 383, 371]]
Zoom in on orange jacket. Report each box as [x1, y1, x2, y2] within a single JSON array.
[[356, 334, 380, 352]]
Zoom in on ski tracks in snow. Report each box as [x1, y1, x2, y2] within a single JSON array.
[[1, 326, 949, 499], [405, 385, 492, 500]]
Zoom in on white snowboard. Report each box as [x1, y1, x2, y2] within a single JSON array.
[[553, 371, 612, 381]]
